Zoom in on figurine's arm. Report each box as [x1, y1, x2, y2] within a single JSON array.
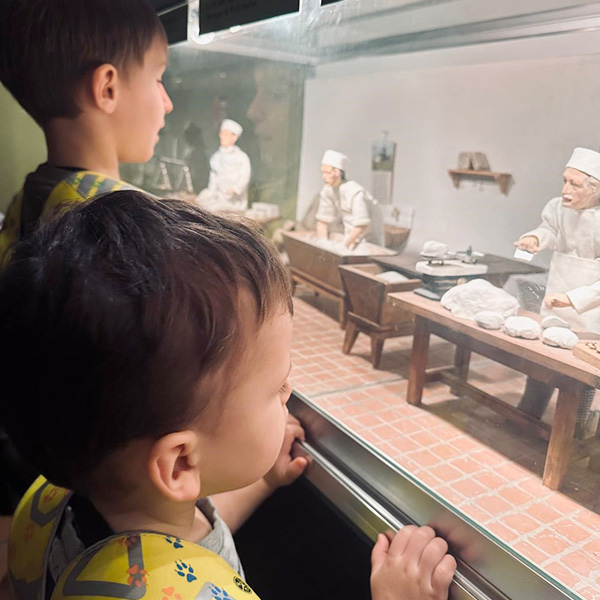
[[230, 152, 251, 196], [565, 280, 600, 314], [316, 221, 329, 238], [315, 189, 336, 237], [208, 154, 218, 191], [345, 225, 368, 249], [343, 189, 371, 248], [518, 198, 561, 252]]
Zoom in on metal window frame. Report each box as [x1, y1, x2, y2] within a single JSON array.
[[289, 392, 583, 600]]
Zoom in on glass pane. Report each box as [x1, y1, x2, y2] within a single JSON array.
[[124, 2, 600, 597]]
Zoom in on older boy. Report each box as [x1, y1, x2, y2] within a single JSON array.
[[0, 0, 173, 266], [1, 192, 455, 600]]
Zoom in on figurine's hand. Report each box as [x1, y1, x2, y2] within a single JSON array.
[[371, 525, 456, 600], [514, 236, 540, 253], [263, 414, 308, 490], [544, 293, 573, 309], [226, 188, 236, 196]]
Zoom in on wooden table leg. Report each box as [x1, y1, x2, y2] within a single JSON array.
[[407, 316, 430, 406], [371, 336, 384, 369], [339, 299, 347, 329], [342, 321, 359, 355], [450, 345, 471, 395], [543, 381, 582, 490]]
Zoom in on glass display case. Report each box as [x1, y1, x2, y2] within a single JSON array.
[[135, 2, 600, 598]]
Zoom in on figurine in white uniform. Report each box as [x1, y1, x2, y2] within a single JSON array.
[[197, 119, 251, 211], [315, 150, 376, 249], [513, 147, 600, 436]]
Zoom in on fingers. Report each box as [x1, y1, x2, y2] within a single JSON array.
[[400, 525, 436, 564], [420, 535, 450, 583], [432, 554, 457, 592], [387, 524, 417, 557], [371, 533, 390, 574]]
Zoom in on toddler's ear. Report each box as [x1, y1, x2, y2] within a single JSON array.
[[147, 431, 202, 502]]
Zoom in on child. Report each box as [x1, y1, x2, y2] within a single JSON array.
[[0, 0, 173, 266], [0, 192, 456, 599]]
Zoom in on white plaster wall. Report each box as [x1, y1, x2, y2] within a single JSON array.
[[296, 31, 600, 261]]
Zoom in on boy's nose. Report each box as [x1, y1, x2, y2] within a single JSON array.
[[162, 86, 174, 114]]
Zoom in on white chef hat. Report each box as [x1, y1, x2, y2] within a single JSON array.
[[566, 147, 600, 181], [321, 149, 348, 171], [220, 119, 243, 138]]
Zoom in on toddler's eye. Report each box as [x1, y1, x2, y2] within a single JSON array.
[[279, 381, 292, 394]]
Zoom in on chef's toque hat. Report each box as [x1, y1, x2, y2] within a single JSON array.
[[321, 149, 348, 171], [566, 147, 600, 181], [220, 119, 243, 138]]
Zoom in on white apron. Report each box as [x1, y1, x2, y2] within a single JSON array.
[[542, 253, 600, 333]]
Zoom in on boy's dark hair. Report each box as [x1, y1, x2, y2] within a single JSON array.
[[0, 192, 293, 492], [0, 0, 166, 126]]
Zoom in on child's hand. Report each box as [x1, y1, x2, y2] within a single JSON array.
[[371, 525, 456, 600], [514, 236, 540, 253], [263, 414, 308, 490]]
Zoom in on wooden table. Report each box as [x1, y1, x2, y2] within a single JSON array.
[[388, 291, 600, 490], [374, 252, 546, 294], [282, 231, 396, 328]]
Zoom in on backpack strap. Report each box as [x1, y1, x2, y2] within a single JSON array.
[[8, 476, 72, 600], [51, 531, 260, 600], [42, 171, 131, 221]]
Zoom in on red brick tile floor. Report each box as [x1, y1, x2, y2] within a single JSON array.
[[292, 288, 600, 599]]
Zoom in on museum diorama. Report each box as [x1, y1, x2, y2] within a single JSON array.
[[2, 0, 600, 599], [123, 2, 600, 597]]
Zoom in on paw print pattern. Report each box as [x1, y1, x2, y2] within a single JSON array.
[[175, 560, 197, 583], [24, 523, 35, 543], [43, 487, 59, 503], [161, 586, 183, 600], [209, 585, 235, 600], [165, 536, 184, 549], [126, 564, 147, 587], [116, 534, 139, 549]]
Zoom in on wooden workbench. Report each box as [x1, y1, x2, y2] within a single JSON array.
[[374, 252, 546, 292], [388, 291, 600, 490]]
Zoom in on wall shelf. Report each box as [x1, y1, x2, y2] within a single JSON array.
[[448, 169, 512, 195]]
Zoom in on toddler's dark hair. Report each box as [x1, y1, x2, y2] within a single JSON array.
[[0, 191, 292, 492]]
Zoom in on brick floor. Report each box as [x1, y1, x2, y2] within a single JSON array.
[[291, 289, 600, 599]]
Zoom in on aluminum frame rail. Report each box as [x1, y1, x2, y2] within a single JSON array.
[[289, 392, 582, 600]]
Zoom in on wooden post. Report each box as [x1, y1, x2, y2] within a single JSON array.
[[543, 380, 582, 490], [450, 345, 471, 395], [407, 316, 430, 406]]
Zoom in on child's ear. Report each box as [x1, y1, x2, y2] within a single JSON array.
[[90, 63, 119, 114], [147, 431, 202, 502]]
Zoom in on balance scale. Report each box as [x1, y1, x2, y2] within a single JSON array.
[[414, 250, 488, 299], [416, 259, 488, 277]]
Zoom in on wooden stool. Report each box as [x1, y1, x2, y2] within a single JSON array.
[[343, 312, 413, 368]]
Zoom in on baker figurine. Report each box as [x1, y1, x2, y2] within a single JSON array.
[[514, 146, 600, 437], [197, 119, 251, 211], [315, 150, 376, 249]]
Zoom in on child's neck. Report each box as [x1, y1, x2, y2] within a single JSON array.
[[91, 494, 213, 544], [44, 118, 121, 181]]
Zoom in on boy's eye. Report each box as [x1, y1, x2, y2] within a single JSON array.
[[279, 381, 292, 394]]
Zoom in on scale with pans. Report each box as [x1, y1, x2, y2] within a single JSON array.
[[416, 246, 488, 277]]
